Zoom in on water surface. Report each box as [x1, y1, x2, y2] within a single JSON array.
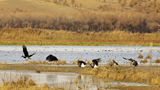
[[0, 45, 160, 64], [0, 70, 150, 90]]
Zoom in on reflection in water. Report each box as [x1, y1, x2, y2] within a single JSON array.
[[0, 70, 150, 90]]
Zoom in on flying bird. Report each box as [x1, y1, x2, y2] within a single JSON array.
[[22, 45, 35, 62], [123, 57, 138, 66], [46, 54, 58, 62], [78, 60, 87, 67], [112, 59, 119, 67], [90, 58, 101, 68]]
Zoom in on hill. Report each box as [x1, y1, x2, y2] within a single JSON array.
[[0, 0, 80, 13]]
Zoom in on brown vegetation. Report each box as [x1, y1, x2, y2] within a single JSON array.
[[0, 11, 159, 33], [145, 55, 151, 58], [0, 28, 160, 45], [154, 59, 160, 63], [81, 66, 160, 85], [0, 78, 61, 90], [28, 60, 67, 65], [137, 54, 143, 58], [140, 59, 148, 63]]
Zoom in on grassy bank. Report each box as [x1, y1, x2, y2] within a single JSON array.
[[0, 28, 160, 46], [0, 63, 160, 86]]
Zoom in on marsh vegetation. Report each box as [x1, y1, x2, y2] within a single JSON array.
[[0, 0, 160, 45]]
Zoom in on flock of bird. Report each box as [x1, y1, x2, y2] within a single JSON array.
[[22, 45, 138, 68]]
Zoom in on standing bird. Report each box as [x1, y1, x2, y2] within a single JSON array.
[[78, 60, 87, 67], [22, 45, 35, 62], [90, 58, 101, 68], [46, 54, 58, 62], [123, 57, 138, 66]]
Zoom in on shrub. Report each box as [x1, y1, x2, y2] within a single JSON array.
[[154, 59, 160, 63], [140, 59, 148, 63], [137, 54, 143, 58], [145, 55, 151, 59]]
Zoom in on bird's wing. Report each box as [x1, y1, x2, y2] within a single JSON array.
[[93, 60, 98, 66], [78, 61, 81, 67], [51, 56, 58, 60], [123, 57, 127, 60], [81, 61, 86, 65], [128, 58, 134, 62], [123, 57, 134, 62], [46, 56, 50, 60], [22, 45, 29, 57], [29, 53, 35, 57]]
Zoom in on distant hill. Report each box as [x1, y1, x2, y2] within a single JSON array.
[[0, 0, 80, 13]]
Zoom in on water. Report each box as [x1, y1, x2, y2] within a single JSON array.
[[0, 45, 160, 64], [0, 70, 149, 90]]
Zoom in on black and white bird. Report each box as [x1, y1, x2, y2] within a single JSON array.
[[22, 45, 35, 62], [112, 59, 119, 67], [78, 60, 87, 67], [46, 54, 58, 62], [90, 58, 101, 68], [123, 57, 138, 66]]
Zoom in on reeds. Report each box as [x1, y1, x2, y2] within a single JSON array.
[[140, 59, 148, 63], [81, 66, 160, 85], [0, 78, 61, 90], [154, 59, 160, 63], [145, 55, 151, 59], [1, 28, 160, 45], [27, 60, 67, 65], [137, 54, 143, 58]]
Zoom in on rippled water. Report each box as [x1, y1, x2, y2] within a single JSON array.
[[0, 70, 149, 90], [0, 45, 160, 64]]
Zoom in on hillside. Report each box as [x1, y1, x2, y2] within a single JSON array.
[[0, 0, 80, 13], [0, 0, 160, 33]]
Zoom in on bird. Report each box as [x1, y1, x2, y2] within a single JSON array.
[[78, 60, 87, 67], [22, 45, 35, 62], [123, 57, 138, 66], [46, 54, 58, 62], [112, 59, 119, 67], [90, 58, 101, 68]]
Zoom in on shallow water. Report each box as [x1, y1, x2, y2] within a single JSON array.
[[0, 45, 160, 64], [0, 70, 150, 90]]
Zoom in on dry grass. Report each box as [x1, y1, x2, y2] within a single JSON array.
[[0, 0, 79, 13], [1, 28, 160, 45], [140, 59, 148, 63], [154, 59, 160, 63], [0, 63, 160, 86], [27, 60, 67, 65], [72, 61, 77, 64], [137, 54, 143, 58], [81, 66, 160, 85], [145, 55, 151, 59], [0, 78, 62, 90]]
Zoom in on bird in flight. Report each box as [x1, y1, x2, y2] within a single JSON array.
[[78, 60, 87, 67], [22, 45, 35, 62], [90, 58, 101, 68], [123, 57, 138, 66]]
